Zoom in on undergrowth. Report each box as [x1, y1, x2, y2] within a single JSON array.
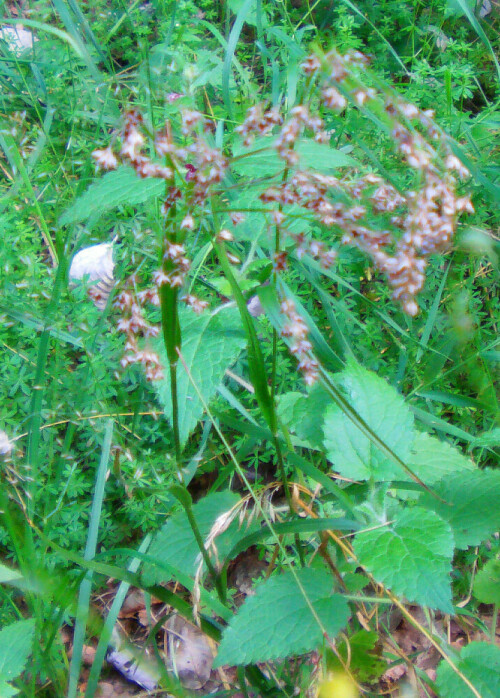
[[0, 0, 498, 696]]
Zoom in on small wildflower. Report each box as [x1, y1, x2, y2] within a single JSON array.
[[181, 214, 195, 230], [301, 54, 321, 74], [273, 251, 288, 271], [0, 430, 13, 456], [182, 294, 209, 313], [226, 252, 240, 265], [230, 212, 245, 226], [217, 229, 234, 242], [322, 87, 347, 111], [152, 270, 170, 286], [92, 147, 118, 170], [445, 155, 470, 179], [181, 109, 202, 135]]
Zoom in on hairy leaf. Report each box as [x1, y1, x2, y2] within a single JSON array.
[[155, 306, 246, 446], [419, 469, 500, 548], [324, 363, 415, 481], [214, 568, 349, 666], [59, 166, 163, 225], [354, 507, 454, 612], [436, 642, 500, 698], [142, 492, 241, 585], [0, 618, 35, 683]]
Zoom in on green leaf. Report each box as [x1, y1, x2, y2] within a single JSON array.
[[419, 469, 500, 549], [142, 491, 241, 585], [0, 681, 19, 697], [213, 568, 349, 666], [58, 166, 164, 225], [323, 362, 415, 481], [232, 138, 356, 178], [0, 618, 35, 682], [277, 384, 330, 449], [354, 507, 454, 612], [296, 140, 357, 171], [473, 558, 500, 605], [154, 306, 246, 446], [328, 631, 386, 682], [436, 642, 500, 698], [407, 432, 476, 485]]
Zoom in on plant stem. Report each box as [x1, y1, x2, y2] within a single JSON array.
[[182, 495, 226, 604]]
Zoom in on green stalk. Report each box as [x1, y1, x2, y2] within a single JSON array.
[[160, 281, 182, 466], [160, 173, 182, 468], [170, 485, 226, 604]]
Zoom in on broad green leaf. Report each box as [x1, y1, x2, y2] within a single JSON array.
[[473, 558, 500, 605], [406, 432, 476, 485], [296, 140, 357, 171], [142, 491, 241, 585], [323, 363, 415, 481], [154, 306, 246, 446], [213, 568, 349, 666], [354, 507, 454, 612], [232, 137, 356, 178], [419, 469, 500, 549], [0, 618, 35, 682], [59, 166, 164, 225], [436, 642, 500, 698], [231, 137, 284, 177]]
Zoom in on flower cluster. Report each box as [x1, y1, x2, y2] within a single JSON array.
[[252, 48, 473, 316], [235, 103, 283, 146], [92, 46, 474, 389], [114, 286, 163, 381], [280, 299, 318, 385]]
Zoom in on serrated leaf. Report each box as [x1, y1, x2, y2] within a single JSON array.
[[0, 618, 35, 682], [407, 432, 476, 485], [59, 166, 163, 225], [213, 568, 349, 667], [436, 642, 500, 698], [419, 469, 500, 549], [354, 507, 454, 612], [142, 492, 241, 585], [154, 306, 246, 446], [324, 363, 415, 481], [473, 558, 500, 605], [278, 384, 330, 449]]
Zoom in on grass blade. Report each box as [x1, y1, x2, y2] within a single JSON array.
[[67, 419, 113, 698]]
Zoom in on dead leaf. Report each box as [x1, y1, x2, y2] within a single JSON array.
[[165, 614, 213, 689]]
